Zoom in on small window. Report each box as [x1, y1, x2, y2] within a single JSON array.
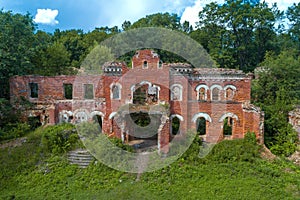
[[84, 84, 94, 99], [143, 61, 148, 69], [64, 84, 73, 99], [112, 85, 120, 99], [29, 83, 38, 98]]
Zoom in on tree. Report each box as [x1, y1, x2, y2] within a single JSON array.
[[0, 10, 35, 98], [53, 29, 86, 68], [286, 2, 300, 51], [40, 42, 73, 75], [130, 13, 181, 30], [252, 50, 300, 153], [193, 0, 281, 71]]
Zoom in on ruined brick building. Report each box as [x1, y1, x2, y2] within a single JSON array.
[[10, 49, 264, 150]]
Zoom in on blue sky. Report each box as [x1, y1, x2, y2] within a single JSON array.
[[0, 0, 296, 33]]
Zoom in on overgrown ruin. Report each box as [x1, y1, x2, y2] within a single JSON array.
[[10, 49, 264, 151]]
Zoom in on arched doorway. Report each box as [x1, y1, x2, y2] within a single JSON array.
[[223, 117, 233, 136], [171, 116, 181, 135], [196, 117, 206, 135], [92, 115, 103, 133]]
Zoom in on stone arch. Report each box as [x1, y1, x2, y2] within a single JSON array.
[[109, 112, 118, 120], [170, 114, 184, 121], [192, 112, 212, 123], [219, 112, 239, 122], [196, 84, 209, 101], [170, 84, 183, 101]]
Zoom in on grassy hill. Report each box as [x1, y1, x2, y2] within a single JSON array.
[[0, 124, 299, 199]]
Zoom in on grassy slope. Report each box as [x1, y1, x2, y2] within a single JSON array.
[[0, 127, 300, 200]]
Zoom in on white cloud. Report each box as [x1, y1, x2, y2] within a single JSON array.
[[180, 0, 224, 28], [180, 0, 295, 28], [34, 9, 59, 25]]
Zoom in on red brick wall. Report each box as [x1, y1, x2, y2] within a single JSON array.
[[9, 49, 263, 149]]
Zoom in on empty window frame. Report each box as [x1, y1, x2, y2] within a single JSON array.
[[29, 83, 38, 98], [63, 84, 73, 99], [196, 84, 209, 101], [84, 84, 94, 99]]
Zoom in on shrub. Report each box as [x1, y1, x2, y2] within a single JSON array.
[[41, 123, 81, 154], [270, 125, 299, 157], [0, 123, 31, 141], [204, 132, 261, 163]]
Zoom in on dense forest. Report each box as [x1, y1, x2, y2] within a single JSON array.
[[0, 0, 299, 156]]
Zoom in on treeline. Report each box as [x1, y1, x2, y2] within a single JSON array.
[[0, 0, 299, 155]]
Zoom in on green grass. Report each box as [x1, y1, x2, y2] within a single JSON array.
[[0, 126, 300, 199]]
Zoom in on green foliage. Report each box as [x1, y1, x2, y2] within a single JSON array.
[[1, 127, 300, 199], [193, 0, 281, 71], [41, 123, 81, 154], [130, 13, 181, 30], [204, 133, 261, 163], [0, 10, 35, 98], [0, 123, 31, 141], [286, 3, 300, 50], [252, 50, 300, 155], [270, 125, 299, 157]]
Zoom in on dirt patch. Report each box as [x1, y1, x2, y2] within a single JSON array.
[[0, 137, 27, 149], [260, 145, 277, 161]]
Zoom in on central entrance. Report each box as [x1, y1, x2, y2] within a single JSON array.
[[125, 112, 162, 151]]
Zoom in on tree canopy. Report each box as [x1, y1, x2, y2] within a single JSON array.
[[0, 1, 299, 155]]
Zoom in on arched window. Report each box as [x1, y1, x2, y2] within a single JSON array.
[[224, 85, 236, 100], [196, 84, 209, 101], [110, 83, 122, 100], [210, 85, 222, 101], [171, 84, 182, 101], [192, 113, 212, 136]]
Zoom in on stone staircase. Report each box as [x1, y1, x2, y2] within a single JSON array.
[[67, 149, 94, 168]]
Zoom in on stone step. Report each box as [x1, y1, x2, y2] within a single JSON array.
[[67, 149, 94, 168]]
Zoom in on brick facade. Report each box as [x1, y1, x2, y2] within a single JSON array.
[[10, 49, 264, 151]]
